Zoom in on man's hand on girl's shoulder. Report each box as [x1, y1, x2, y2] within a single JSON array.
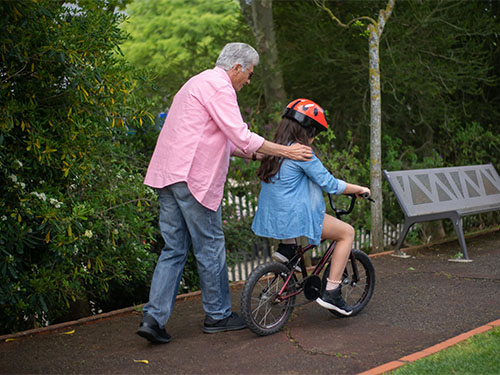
[[287, 143, 313, 161]]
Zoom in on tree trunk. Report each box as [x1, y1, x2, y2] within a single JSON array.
[[316, 0, 394, 252], [368, 28, 384, 252], [368, 0, 395, 252], [239, 0, 286, 111], [421, 221, 446, 244]]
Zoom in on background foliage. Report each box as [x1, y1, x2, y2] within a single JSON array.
[[272, 0, 500, 225], [119, 0, 251, 113], [0, 0, 158, 334], [1, 0, 499, 334]]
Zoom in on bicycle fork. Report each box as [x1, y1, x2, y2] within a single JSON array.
[[347, 251, 361, 285]]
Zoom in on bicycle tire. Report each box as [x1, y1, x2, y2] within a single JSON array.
[[321, 249, 375, 317], [240, 262, 296, 336]]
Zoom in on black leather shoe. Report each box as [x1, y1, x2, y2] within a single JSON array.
[[137, 314, 171, 344], [203, 312, 247, 334]]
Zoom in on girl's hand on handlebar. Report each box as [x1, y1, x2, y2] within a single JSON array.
[[355, 187, 371, 200], [358, 188, 376, 203], [343, 183, 373, 201]]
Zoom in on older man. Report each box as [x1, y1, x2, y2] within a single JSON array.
[[137, 43, 312, 344]]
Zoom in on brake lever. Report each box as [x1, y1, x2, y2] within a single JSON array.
[[360, 192, 375, 203]]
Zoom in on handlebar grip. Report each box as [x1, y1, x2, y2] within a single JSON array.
[[360, 192, 375, 202]]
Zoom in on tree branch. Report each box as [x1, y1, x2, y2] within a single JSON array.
[[314, 0, 376, 28]]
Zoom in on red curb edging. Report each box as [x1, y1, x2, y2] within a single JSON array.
[[368, 250, 394, 258], [359, 361, 405, 375], [358, 319, 500, 375], [489, 318, 500, 327]]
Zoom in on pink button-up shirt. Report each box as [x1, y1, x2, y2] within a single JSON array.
[[144, 67, 265, 211]]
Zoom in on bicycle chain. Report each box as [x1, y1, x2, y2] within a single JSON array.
[[278, 273, 321, 308], [288, 299, 315, 308]]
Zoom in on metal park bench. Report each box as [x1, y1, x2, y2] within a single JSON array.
[[384, 164, 500, 261]]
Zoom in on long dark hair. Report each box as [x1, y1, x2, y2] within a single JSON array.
[[257, 118, 315, 183]]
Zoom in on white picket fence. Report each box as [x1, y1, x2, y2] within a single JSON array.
[[224, 188, 494, 282], [223, 187, 407, 281], [226, 221, 407, 282]]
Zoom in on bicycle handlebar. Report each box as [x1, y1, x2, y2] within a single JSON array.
[[328, 193, 374, 219], [360, 192, 375, 202]]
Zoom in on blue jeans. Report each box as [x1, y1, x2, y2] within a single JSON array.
[[143, 182, 232, 328]]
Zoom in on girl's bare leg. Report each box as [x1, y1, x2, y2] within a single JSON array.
[[321, 214, 355, 285]]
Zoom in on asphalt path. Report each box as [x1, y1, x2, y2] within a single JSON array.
[[1, 230, 499, 374]]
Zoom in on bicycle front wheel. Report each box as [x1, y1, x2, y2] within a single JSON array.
[[240, 262, 296, 336], [322, 249, 375, 317]]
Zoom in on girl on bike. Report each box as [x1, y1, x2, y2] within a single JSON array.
[[251, 98, 370, 316]]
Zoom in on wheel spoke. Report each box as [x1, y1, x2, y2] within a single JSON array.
[[258, 304, 275, 326], [241, 263, 296, 335], [321, 249, 375, 316]]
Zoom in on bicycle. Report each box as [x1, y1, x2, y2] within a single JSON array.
[[240, 193, 376, 336]]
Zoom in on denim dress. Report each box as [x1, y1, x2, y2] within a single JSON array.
[[251, 153, 346, 245]]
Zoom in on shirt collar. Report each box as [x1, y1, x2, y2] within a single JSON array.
[[214, 66, 231, 84]]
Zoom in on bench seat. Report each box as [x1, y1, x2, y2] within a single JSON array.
[[384, 164, 500, 260]]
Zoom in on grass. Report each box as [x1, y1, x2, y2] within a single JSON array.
[[391, 326, 500, 375]]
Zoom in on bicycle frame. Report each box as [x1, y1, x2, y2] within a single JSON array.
[[276, 194, 368, 301], [240, 193, 376, 336], [276, 240, 362, 302]]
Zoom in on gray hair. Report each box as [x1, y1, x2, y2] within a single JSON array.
[[215, 42, 259, 72]]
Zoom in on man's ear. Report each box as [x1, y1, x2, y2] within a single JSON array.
[[231, 63, 242, 73]]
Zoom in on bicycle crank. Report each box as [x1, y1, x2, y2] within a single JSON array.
[[286, 278, 322, 308], [303, 275, 322, 300]]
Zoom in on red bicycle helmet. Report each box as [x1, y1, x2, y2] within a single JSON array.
[[282, 98, 328, 134]]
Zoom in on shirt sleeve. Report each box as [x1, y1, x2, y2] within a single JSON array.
[[299, 154, 346, 195], [204, 85, 264, 154]]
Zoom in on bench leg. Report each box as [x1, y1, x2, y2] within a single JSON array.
[[392, 220, 412, 258], [450, 216, 472, 262]]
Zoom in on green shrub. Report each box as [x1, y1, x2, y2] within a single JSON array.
[[0, 0, 157, 333]]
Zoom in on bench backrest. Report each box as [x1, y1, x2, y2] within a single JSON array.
[[384, 164, 500, 218]]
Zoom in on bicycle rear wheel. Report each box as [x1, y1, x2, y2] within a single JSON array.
[[322, 249, 375, 317], [240, 262, 296, 336]]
